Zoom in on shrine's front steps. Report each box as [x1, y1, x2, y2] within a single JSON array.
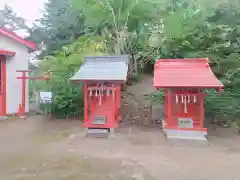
[[164, 129, 209, 146], [85, 128, 115, 138]]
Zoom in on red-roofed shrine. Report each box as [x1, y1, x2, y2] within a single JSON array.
[[153, 58, 223, 143]]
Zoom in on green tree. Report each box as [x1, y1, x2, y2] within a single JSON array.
[[27, 0, 85, 55], [29, 0, 240, 127], [35, 35, 105, 118], [151, 0, 240, 126], [0, 5, 28, 31], [72, 0, 159, 73]]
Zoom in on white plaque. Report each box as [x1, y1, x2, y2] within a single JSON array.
[[40, 92, 52, 103], [178, 118, 193, 128]]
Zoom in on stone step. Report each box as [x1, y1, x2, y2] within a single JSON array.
[[165, 129, 209, 146], [85, 128, 109, 138], [168, 136, 209, 146], [166, 129, 207, 137]]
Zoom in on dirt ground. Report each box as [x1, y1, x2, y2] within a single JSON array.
[[1, 116, 240, 180]]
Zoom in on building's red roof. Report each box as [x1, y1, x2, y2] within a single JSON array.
[[0, 49, 16, 56], [154, 58, 224, 88], [0, 28, 37, 51]]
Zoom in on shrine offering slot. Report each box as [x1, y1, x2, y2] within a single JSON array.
[[92, 116, 107, 125]]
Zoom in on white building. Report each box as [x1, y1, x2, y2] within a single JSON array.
[[0, 28, 37, 117]]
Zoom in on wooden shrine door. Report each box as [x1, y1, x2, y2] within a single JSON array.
[[171, 90, 200, 129]]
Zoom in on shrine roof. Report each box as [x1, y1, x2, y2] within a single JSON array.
[[70, 55, 129, 82], [0, 28, 37, 52], [153, 58, 224, 88]]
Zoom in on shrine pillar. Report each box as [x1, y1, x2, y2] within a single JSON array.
[[166, 89, 172, 129], [199, 92, 204, 129], [84, 84, 88, 123]]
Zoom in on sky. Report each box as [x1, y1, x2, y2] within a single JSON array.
[[0, 0, 47, 25], [0, 0, 47, 61]]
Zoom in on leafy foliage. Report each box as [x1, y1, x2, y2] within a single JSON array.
[[34, 35, 105, 118], [149, 0, 240, 125], [27, 0, 85, 55], [8, 0, 238, 125], [72, 0, 158, 74]]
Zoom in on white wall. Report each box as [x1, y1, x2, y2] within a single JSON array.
[[0, 35, 29, 114]]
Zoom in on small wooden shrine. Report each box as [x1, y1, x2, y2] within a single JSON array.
[[153, 58, 224, 143], [70, 55, 129, 137]]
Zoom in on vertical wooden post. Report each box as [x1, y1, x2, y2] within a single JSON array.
[[84, 84, 88, 123], [112, 85, 116, 123], [16, 70, 51, 118], [200, 92, 204, 129], [1, 56, 7, 116], [164, 89, 168, 125], [167, 89, 172, 128], [16, 70, 31, 117], [116, 85, 120, 109], [116, 85, 121, 120], [22, 71, 26, 114]]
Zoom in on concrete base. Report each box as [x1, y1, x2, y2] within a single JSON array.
[[168, 137, 209, 146], [164, 129, 209, 146]]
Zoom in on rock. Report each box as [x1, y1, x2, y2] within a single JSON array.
[[68, 149, 76, 152], [70, 134, 76, 139], [132, 173, 144, 180]]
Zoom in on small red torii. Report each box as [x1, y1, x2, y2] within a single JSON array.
[[16, 70, 51, 118]]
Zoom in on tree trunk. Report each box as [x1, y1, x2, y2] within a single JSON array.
[[131, 52, 138, 74], [115, 43, 121, 55]]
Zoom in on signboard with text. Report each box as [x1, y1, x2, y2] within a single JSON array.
[[40, 92, 52, 104]]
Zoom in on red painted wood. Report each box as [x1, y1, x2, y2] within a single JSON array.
[[83, 84, 120, 129], [0, 95, 2, 114], [153, 58, 223, 132], [83, 96, 118, 128], [84, 84, 88, 124], [16, 71, 50, 116], [154, 58, 224, 88], [116, 85, 121, 120], [200, 92, 204, 128], [165, 89, 205, 130], [22, 72, 26, 115], [164, 89, 168, 122], [0, 55, 6, 116], [0, 28, 37, 50], [166, 89, 172, 128], [112, 87, 116, 125], [0, 50, 16, 56]]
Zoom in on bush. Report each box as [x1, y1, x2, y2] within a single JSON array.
[[49, 73, 84, 118], [205, 89, 240, 126], [33, 35, 105, 118], [150, 90, 164, 105]]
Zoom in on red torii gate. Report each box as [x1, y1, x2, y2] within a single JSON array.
[[16, 70, 51, 118]]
